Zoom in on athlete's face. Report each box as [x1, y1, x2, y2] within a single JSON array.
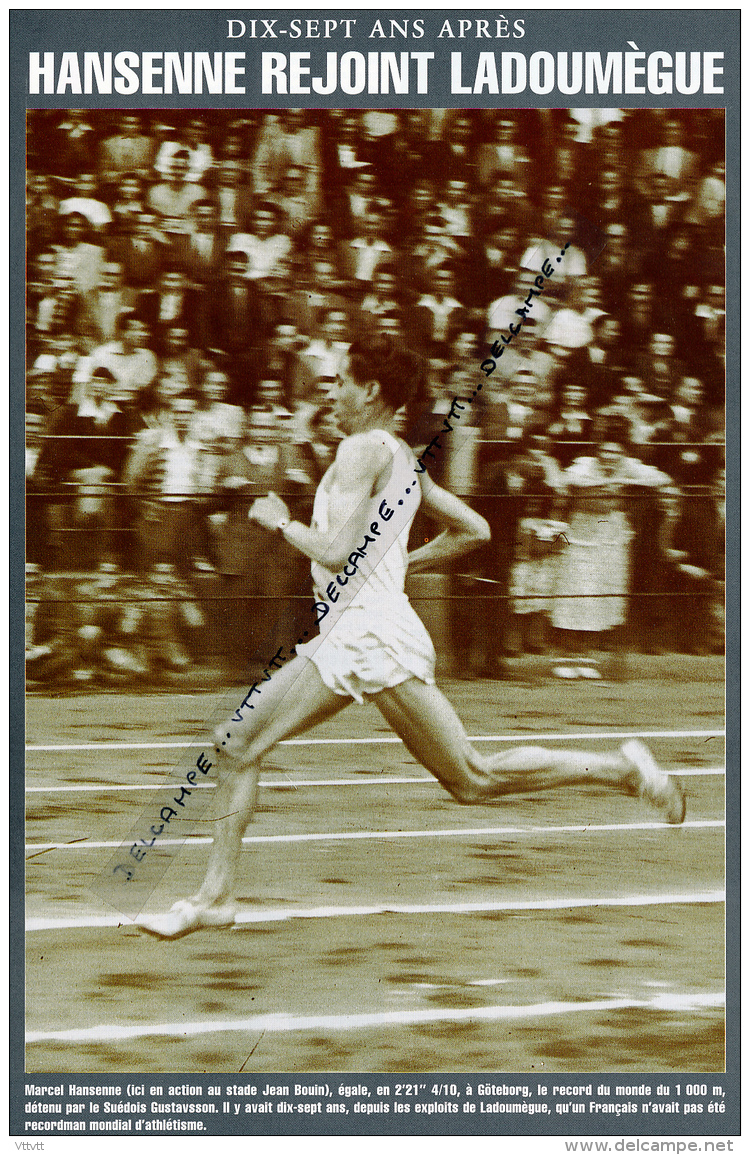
[[329, 358, 369, 435]]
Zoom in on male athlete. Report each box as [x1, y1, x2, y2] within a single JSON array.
[[140, 335, 685, 938]]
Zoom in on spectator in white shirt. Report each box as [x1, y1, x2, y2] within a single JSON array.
[[227, 202, 292, 281], [338, 209, 393, 291], [299, 307, 350, 387], [414, 266, 464, 354], [520, 215, 588, 294], [252, 109, 322, 198], [487, 268, 552, 338], [544, 275, 605, 352], [58, 173, 112, 230], [154, 116, 214, 184], [124, 396, 213, 572], [147, 149, 204, 232], [74, 314, 158, 406], [435, 179, 474, 240]]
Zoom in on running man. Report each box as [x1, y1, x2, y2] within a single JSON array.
[[139, 335, 685, 938]]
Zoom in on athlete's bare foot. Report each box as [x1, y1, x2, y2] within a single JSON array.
[[621, 739, 686, 825], [137, 898, 237, 940]]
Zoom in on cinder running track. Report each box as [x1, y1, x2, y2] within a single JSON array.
[[25, 663, 725, 1074]]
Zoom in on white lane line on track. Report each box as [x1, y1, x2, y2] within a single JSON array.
[[27, 781, 218, 793], [24, 728, 725, 752], [24, 767, 726, 793], [25, 890, 726, 933], [24, 990, 726, 1044], [25, 818, 725, 855]]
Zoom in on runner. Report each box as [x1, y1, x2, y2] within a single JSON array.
[[139, 334, 685, 939]]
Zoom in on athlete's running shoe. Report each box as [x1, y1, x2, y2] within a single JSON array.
[[137, 898, 236, 939], [621, 739, 686, 825]]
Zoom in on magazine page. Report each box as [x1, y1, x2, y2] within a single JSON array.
[[11, 7, 738, 1151]]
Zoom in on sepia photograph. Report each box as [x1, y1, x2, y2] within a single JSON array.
[[13, 7, 736, 1144]]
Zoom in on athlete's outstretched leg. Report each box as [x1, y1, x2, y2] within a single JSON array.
[[196, 656, 348, 907], [138, 656, 349, 937], [375, 679, 685, 822]]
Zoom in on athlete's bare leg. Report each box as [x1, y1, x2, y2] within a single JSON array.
[[374, 678, 685, 819], [138, 656, 348, 936], [139, 667, 683, 939], [198, 656, 348, 905]]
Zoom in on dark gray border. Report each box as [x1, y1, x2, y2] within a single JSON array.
[[10, 7, 740, 1140]]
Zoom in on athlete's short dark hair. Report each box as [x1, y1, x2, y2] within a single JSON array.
[[347, 334, 426, 413]]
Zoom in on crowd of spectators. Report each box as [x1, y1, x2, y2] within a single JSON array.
[[25, 107, 725, 682]]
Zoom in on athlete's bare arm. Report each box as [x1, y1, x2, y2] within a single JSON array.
[[249, 433, 391, 571], [407, 476, 491, 573]]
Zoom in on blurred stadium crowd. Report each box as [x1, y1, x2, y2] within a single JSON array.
[[25, 108, 725, 684]]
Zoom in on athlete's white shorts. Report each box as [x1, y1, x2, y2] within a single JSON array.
[[296, 594, 436, 704]]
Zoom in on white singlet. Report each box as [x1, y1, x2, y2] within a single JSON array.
[[296, 429, 436, 702]]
